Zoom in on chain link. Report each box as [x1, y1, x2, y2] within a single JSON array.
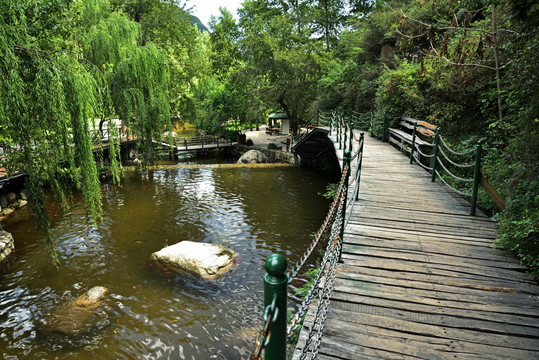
[[436, 156, 474, 183], [249, 294, 279, 360], [435, 170, 472, 197], [297, 212, 343, 360], [286, 166, 349, 282], [439, 135, 476, 156], [412, 154, 433, 171], [438, 146, 475, 168]]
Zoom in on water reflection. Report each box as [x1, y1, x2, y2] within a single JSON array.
[[0, 164, 333, 359]]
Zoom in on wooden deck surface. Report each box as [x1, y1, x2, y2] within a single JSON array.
[[294, 134, 539, 359]]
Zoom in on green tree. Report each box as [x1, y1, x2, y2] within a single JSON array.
[[209, 8, 241, 79], [0, 0, 104, 264]]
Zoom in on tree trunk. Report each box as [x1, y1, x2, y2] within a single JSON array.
[[491, 4, 504, 128]]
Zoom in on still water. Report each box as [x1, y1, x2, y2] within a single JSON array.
[[0, 159, 333, 359]]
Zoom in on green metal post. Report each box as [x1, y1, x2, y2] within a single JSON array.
[[356, 133, 364, 201], [349, 120, 354, 152], [369, 111, 374, 137], [335, 113, 341, 149], [382, 112, 388, 143], [329, 115, 332, 136], [316, 108, 320, 127], [410, 123, 418, 164], [431, 128, 441, 182], [470, 141, 482, 216], [264, 254, 288, 360], [343, 119, 348, 152], [338, 115, 342, 150], [339, 150, 352, 263]]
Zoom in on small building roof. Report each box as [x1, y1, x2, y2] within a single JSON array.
[[268, 112, 289, 120]]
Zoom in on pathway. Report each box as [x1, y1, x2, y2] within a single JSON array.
[[294, 133, 539, 359]]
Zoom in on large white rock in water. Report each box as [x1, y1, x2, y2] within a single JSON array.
[[237, 149, 267, 164], [151, 241, 235, 279]]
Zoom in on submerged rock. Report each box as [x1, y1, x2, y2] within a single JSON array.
[[150, 241, 235, 279], [41, 286, 110, 336], [0, 230, 14, 262], [237, 149, 267, 164]]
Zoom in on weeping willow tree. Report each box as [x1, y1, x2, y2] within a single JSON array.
[[78, 0, 140, 183], [82, 0, 172, 165], [111, 44, 172, 164], [0, 0, 104, 265], [0, 0, 171, 265]]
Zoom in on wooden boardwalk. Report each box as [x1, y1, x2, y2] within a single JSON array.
[[295, 134, 539, 359]]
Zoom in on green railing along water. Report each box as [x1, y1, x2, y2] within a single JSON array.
[[249, 108, 505, 359], [250, 110, 366, 359]]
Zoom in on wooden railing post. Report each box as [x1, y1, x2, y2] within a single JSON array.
[[470, 141, 482, 216], [410, 122, 417, 164], [431, 128, 441, 182]]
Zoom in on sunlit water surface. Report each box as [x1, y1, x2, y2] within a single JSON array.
[[0, 158, 333, 359]]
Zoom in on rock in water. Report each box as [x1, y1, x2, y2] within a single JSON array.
[[42, 286, 110, 336], [150, 241, 235, 279], [0, 230, 14, 263], [237, 150, 267, 164]]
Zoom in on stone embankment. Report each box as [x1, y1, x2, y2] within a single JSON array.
[[0, 191, 28, 223], [233, 144, 295, 164], [0, 231, 14, 263]]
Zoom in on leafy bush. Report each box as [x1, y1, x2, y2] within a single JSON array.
[[267, 143, 278, 150], [245, 138, 254, 146]]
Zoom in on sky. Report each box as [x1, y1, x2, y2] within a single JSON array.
[[187, 0, 244, 29]]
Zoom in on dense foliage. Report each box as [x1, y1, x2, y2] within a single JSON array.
[[0, 0, 537, 273]]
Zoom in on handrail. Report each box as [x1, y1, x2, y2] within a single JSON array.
[[249, 120, 366, 360]]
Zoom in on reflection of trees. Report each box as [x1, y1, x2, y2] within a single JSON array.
[[210, 167, 332, 253]]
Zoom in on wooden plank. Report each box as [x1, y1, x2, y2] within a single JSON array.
[[330, 290, 539, 328], [336, 264, 539, 294], [335, 272, 539, 310], [325, 308, 539, 351], [342, 235, 524, 266], [322, 315, 539, 360], [342, 245, 527, 273], [340, 254, 534, 284]]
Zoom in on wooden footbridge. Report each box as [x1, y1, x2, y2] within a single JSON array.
[[250, 113, 539, 360], [296, 134, 539, 359]]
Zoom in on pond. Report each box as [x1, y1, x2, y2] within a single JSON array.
[[0, 157, 334, 359]]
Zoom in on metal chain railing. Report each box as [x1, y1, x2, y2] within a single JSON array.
[[405, 125, 483, 215], [250, 294, 279, 360], [249, 130, 362, 359], [287, 188, 346, 339], [439, 135, 476, 156], [296, 217, 343, 360], [286, 166, 349, 281]]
